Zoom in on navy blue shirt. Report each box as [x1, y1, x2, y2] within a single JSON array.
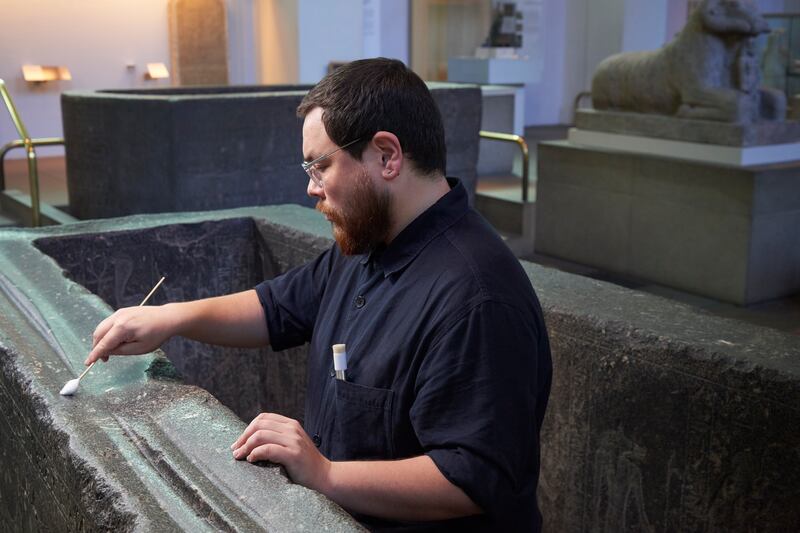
[[255, 179, 552, 532]]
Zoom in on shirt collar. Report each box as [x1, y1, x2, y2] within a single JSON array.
[[361, 177, 468, 276]]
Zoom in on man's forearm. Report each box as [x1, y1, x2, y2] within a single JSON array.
[[168, 289, 269, 348], [320, 455, 482, 522]]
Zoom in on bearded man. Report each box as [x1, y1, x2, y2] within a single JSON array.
[[86, 58, 552, 532]]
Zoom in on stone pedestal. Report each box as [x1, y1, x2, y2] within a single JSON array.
[[572, 110, 800, 166], [535, 140, 800, 305]]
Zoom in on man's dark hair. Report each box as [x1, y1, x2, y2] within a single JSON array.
[[297, 57, 446, 177]]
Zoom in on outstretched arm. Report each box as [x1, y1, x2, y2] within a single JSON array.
[[85, 289, 269, 365]]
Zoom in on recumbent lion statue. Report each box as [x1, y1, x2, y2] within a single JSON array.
[[591, 0, 786, 123]]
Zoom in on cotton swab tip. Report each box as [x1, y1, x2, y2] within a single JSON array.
[[59, 378, 80, 396]]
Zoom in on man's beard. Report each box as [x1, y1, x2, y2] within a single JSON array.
[[316, 169, 392, 256]]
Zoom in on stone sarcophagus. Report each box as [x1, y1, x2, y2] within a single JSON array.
[[0, 206, 362, 531], [1, 204, 798, 531], [60, 83, 481, 220]]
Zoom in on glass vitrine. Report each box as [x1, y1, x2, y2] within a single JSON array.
[[759, 14, 800, 114]]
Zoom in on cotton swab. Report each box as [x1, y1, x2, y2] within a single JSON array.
[[60, 276, 166, 396]]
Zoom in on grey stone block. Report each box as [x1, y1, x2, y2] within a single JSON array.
[[426, 83, 482, 200], [629, 201, 751, 301], [536, 140, 800, 304], [747, 210, 800, 302], [535, 180, 632, 272], [477, 90, 517, 175], [526, 262, 800, 532], [61, 83, 481, 220]]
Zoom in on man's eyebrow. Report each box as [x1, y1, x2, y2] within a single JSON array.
[[302, 149, 322, 163]]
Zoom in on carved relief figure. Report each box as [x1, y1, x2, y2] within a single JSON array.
[[591, 0, 786, 123], [592, 429, 654, 533]]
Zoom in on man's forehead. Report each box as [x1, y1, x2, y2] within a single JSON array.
[[302, 107, 331, 160]]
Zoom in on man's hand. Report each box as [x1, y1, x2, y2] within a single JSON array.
[[85, 305, 175, 365], [231, 416, 482, 523], [231, 413, 331, 491]]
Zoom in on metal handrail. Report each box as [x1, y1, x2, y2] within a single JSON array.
[[479, 130, 530, 202], [1, 137, 64, 191], [573, 91, 592, 123], [0, 78, 43, 226]]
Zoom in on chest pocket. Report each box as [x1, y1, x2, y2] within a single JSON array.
[[331, 380, 395, 461]]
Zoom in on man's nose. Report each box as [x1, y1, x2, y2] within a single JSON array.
[[307, 178, 324, 199]]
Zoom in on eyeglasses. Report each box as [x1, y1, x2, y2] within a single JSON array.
[[301, 137, 362, 187]]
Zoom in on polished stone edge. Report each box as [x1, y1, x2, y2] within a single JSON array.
[[62, 82, 482, 102], [568, 127, 800, 166], [575, 109, 800, 147]]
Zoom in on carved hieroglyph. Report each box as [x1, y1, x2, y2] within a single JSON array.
[[591, 0, 786, 123], [168, 0, 229, 86]]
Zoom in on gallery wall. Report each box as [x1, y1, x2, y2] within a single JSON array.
[[0, 0, 260, 159], [257, 0, 299, 84], [0, 0, 172, 157], [0, 0, 407, 159], [1, 0, 796, 160]]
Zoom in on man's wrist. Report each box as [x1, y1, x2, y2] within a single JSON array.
[[162, 302, 189, 337], [312, 457, 336, 497]]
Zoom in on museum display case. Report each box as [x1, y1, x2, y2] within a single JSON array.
[[761, 14, 800, 105]]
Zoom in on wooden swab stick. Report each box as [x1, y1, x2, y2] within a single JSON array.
[[60, 276, 166, 395]]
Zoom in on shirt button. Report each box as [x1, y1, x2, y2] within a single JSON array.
[[312, 434, 322, 447], [355, 295, 366, 308]]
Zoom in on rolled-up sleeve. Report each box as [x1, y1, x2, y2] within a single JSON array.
[[254, 247, 335, 352], [411, 299, 544, 529]]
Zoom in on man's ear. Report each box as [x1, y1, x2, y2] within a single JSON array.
[[371, 131, 403, 180]]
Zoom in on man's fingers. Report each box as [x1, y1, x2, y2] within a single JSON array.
[[86, 339, 155, 365], [230, 413, 289, 450], [85, 324, 133, 365], [230, 417, 263, 451], [258, 412, 296, 425], [234, 428, 292, 459], [232, 424, 285, 457], [246, 443, 287, 464], [91, 317, 113, 349], [230, 413, 327, 490]]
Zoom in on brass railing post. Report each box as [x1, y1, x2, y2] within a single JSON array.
[[478, 130, 530, 202], [0, 138, 64, 191], [0, 78, 42, 226]]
